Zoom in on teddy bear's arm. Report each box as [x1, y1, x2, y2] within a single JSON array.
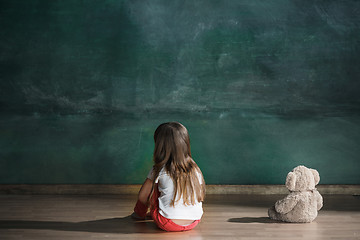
[[275, 194, 298, 214], [315, 191, 323, 210]]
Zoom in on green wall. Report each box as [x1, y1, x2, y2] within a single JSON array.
[[0, 0, 359, 184]]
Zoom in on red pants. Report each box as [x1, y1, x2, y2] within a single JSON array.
[[134, 188, 200, 232]]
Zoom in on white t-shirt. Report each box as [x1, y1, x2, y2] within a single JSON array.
[[147, 167, 203, 220]]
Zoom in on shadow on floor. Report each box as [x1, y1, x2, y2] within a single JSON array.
[[0, 216, 164, 234], [228, 217, 280, 224]]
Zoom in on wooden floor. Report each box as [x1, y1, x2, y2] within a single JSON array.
[[0, 194, 359, 240]]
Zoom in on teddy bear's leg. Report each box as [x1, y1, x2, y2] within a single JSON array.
[[268, 206, 281, 221]]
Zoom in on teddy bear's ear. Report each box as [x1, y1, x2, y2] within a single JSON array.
[[286, 172, 296, 191], [310, 169, 320, 185]]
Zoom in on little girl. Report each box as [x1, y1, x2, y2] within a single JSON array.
[[132, 122, 205, 232]]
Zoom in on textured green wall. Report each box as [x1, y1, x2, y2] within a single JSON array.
[[0, 0, 359, 184]]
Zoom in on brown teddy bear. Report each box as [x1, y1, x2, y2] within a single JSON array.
[[268, 165, 323, 223]]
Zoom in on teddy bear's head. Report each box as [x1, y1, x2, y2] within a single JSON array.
[[285, 165, 320, 192]]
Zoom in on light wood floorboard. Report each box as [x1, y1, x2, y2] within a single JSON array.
[[0, 194, 359, 239]]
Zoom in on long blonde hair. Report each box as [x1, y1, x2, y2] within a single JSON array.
[[152, 122, 205, 206]]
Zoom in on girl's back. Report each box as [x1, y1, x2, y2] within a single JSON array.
[[152, 167, 203, 220]]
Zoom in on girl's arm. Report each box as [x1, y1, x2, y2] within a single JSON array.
[[137, 178, 153, 205]]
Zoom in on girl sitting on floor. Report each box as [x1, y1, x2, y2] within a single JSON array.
[[132, 122, 205, 232]]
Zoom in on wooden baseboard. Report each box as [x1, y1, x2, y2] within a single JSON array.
[[0, 184, 359, 195], [206, 185, 360, 195]]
